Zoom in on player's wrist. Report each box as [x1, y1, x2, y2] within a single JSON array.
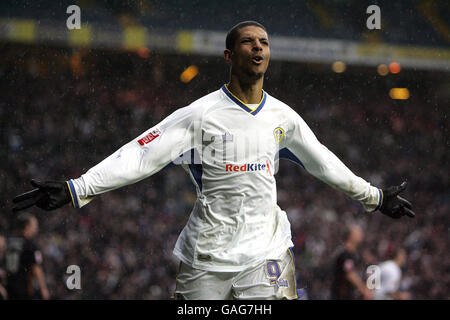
[[375, 188, 384, 211]]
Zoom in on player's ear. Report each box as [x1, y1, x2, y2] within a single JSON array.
[[224, 49, 233, 64]]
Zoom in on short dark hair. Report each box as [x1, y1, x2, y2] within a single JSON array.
[[225, 21, 267, 51]]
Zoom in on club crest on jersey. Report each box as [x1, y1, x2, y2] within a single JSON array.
[[273, 127, 284, 144], [137, 128, 161, 146]]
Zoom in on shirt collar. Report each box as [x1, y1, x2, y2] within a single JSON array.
[[221, 84, 266, 116]]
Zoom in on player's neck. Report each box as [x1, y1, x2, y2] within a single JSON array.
[[227, 76, 264, 104]]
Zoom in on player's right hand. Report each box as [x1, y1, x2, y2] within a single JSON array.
[[12, 180, 71, 212]]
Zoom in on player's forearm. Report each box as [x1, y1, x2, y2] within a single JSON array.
[[287, 113, 381, 212], [68, 120, 193, 208], [31, 265, 49, 295], [67, 105, 197, 208], [309, 146, 382, 212], [295, 135, 381, 211], [346, 271, 368, 295], [68, 141, 165, 208]]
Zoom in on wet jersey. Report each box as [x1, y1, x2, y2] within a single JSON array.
[[68, 85, 382, 272]]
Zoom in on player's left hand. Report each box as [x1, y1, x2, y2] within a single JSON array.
[[12, 180, 71, 212], [379, 181, 415, 219]]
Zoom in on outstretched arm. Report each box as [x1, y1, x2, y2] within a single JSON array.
[[283, 109, 414, 218], [13, 104, 199, 211]]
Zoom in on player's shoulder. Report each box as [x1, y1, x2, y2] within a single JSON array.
[[162, 89, 222, 124], [178, 88, 226, 119], [265, 92, 295, 111], [264, 91, 301, 120], [188, 88, 224, 110]]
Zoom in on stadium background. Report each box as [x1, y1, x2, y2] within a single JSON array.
[[0, 0, 448, 299]]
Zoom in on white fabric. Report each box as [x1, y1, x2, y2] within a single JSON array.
[[374, 260, 402, 300], [175, 248, 297, 300], [69, 87, 381, 272]]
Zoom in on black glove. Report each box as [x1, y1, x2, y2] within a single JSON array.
[[12, 179, 71, 212], [379, 181, 415, 219]]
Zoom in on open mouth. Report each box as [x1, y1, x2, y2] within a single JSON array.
[[251, 56, 264, 64]]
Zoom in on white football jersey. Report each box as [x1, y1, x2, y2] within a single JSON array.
[[68, 85, 382, 272], [373, 260, 402, 300]]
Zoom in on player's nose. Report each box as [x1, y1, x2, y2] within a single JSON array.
[[252, 40, 263, 51]]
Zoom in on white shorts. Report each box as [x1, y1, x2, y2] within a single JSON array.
[[174, 248, 298, 300]]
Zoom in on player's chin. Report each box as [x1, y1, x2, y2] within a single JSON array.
[[244, 71, 265, 81], [254, 62, 269, 73], [246, 66, 267, 79]]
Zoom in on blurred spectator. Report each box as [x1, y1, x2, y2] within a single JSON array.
[[4, 213, 49, 299], [0, 235, 7, 299], [372, 248, 411, 300], [330, 225, 373, 300]]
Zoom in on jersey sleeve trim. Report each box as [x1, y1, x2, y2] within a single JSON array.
[[373, 188, 383, 212], [66, 180, 79, 208]]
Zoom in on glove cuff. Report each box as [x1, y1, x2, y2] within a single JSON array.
[[66, 180, 79, 208], [374, 188, 384, 212]]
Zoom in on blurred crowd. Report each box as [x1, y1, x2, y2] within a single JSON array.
[[0, 44, 448, 299], [2, 0, 448, 47]]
